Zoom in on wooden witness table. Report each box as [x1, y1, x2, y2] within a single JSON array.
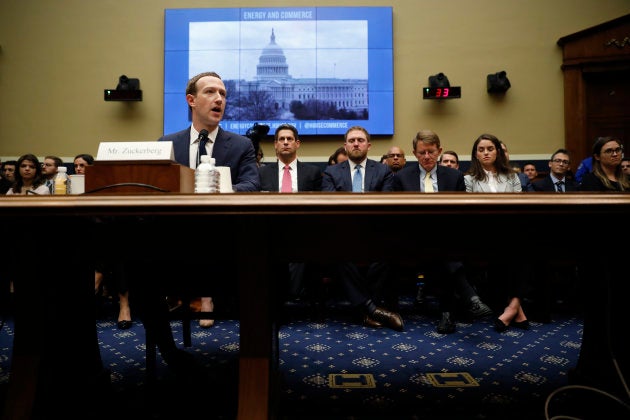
[[1, 192, 629, 419]]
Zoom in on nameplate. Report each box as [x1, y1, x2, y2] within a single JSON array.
[[96, 141, 174, 161]]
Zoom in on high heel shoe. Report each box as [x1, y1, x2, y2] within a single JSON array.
[[117, 320, 132, 330], [512, 320, 530, 330], [493, 318, 509, 332]]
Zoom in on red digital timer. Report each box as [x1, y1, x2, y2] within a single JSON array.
[[423, 86, 461, 99]]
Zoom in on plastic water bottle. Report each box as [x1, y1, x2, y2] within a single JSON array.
[[195, 156, 220, 193], [54, 166, 69, 195]]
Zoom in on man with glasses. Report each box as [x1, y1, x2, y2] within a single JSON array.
[[41, 155, 63, 194], [384, 146, 407, 173], [528, 149, 578, 192], [392, 129, 493, 333]]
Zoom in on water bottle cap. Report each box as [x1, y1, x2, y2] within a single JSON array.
[[200, 155, 212, 164], [58, 166, 67, 173]]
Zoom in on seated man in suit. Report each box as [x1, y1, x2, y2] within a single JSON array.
[[259, 123, 323, 303], [393, 129, 492, 333], [321, 125, 403, 332], [259, 123, 322, 193], [130, 71, 260, 369], [528, 148, 578, 192]]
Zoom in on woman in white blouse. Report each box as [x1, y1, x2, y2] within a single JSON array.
[[464, 134, 529, 332], [464, 134, 522, 193]]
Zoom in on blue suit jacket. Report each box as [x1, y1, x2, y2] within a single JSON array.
[[392, 164, 465, 192], [158, 126, 260, 192], [322, 159, 394, 192], [259, 161, 323, 192]]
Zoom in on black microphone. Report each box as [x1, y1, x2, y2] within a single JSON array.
[[196, 129, 210, 166]]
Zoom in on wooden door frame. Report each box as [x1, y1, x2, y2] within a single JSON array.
[[557, 14, 630, 165]]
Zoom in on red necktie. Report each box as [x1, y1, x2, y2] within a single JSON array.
[[281, 165, 292, 193]]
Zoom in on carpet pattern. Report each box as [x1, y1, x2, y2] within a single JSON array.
[[0, 298, 585, 420]]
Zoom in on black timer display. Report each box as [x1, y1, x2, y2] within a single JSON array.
[[423, 86, 461, 99]]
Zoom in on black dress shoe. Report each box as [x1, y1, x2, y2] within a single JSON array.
[[468, 300, 493, 318], [117, 320, 132, 330], [437, 312, 456, 334], [493, 318, 509, 332], [370, 306, 404, 331], [512, 320, 530, 330], [362, 314, 383, 329]]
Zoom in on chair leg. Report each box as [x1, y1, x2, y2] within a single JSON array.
[[182, 297, 192, 347]]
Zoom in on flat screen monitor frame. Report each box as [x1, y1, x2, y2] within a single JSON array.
[[164, 6, 394, 136]]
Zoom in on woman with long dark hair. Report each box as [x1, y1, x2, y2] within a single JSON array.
[[579, 136, 629, 191], [5, 154, 49, 195]]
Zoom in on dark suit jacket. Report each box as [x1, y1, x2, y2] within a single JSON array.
[[322, 159, 394, 192], [528, 176, 579, 192], [392, 164, 465, 192], [259, 161, 322, 192], [158, 126, 260, 192], [518, 172, 532, 191]]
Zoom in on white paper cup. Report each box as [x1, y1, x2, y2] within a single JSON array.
[[216, 166, 233, 193], [68, 174, 85, 194]]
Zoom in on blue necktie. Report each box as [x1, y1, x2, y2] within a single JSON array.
[[555, 181, 564, 192], [197, 137, 208, 167], [352, 164, 362, 192]]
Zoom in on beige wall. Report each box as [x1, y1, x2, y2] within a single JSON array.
[[0, 0, 628, 163]]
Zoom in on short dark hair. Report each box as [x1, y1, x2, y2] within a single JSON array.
[[74, 154, 94, 165], [185, 71, 222, 96], [328, 146, 348, 165], [44, 155, 63, 168], [440, 150, 459, 164], [550, 148, 570, 161], [274, 123, 299, 141]]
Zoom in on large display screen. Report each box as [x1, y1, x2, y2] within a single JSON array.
[[164, 7, 393, 136]]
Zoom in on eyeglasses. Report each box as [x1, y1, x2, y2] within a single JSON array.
[[601, 147, 623, 155], [551, 159, 570, 165], [415, 150, 439, 156], [387, 153, 404, 158]]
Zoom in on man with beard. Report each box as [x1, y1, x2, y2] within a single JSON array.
[[321, 126, 403, 331]]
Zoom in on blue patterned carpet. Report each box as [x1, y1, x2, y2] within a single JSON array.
[[0, 298, 593, 419]]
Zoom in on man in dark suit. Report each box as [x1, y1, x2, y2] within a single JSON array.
[[322, 127, 394, 192], [321, 126, 403, 331], [393, 129, 492, 334], [158, 71, 260, 329], [259, 123, 322, 193], [158, 71, 260, 192], [528, 149, 579, 192], [259, 123, 322, 302], [132, 72, 261, 370]]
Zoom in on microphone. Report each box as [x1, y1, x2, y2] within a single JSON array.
[[196, 129, 210, 166]]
